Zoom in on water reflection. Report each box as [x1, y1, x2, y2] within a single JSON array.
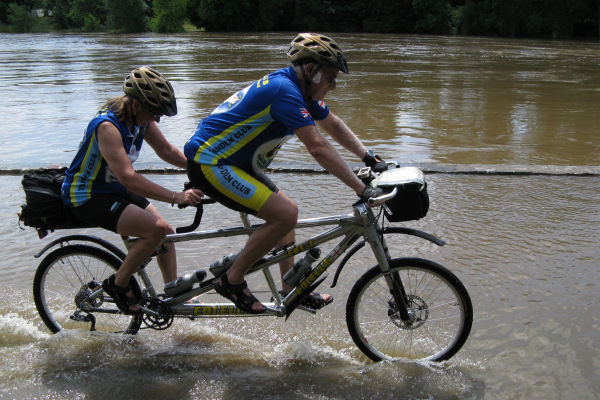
[[0, 32, 598, 170]]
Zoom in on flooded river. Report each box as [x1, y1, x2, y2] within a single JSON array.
[[0, 32, 598, 399]]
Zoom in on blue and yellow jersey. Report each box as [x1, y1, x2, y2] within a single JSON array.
[[61, 108, 145, 207], [184, 66, 329, 173]]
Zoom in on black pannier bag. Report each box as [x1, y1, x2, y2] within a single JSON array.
[[373, 166, 429, 222], [18, 167, 88, 233]]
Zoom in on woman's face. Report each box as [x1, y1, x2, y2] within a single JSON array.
[[132, 99, 161, 126]]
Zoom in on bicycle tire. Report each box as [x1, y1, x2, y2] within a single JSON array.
[[33, 244, 142, 334], [346, 257, 472, 362]]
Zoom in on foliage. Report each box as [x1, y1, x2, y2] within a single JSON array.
[[0, 0, 598, 39], [104, 0, 148, 33], [149, 0, 187, 33], [67, 0, 106, 30]]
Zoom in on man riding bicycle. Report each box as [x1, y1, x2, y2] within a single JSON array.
[[184, 33, 386, 313]]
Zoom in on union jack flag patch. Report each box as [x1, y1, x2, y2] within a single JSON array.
[[318, 100, 326, 109], [300, 108, 311, 118]]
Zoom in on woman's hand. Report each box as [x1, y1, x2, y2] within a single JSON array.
[[174, 188, 204, 206]]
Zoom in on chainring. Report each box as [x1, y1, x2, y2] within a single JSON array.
[[140, 297, 173, 330]]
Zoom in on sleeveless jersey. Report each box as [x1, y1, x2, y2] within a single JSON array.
[[184, 66, 329, 174], [62, 108, 145, 207]]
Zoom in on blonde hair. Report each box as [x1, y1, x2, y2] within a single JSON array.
[[101, 94, 135, 125]]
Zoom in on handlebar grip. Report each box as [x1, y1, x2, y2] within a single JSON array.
[[367, 187, 397, 206]]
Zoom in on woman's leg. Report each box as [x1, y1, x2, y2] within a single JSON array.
[[143, 203, 177, 284], [114, 204, 173, 288]]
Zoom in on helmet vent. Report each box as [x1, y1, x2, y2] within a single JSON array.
[[286, 33, 348, 73], [123, 66, 177, 115]]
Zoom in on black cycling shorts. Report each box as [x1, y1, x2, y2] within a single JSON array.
[[70, 190, 150, 233]]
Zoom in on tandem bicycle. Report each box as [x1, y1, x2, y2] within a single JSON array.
[[31, 165, 473, 362]]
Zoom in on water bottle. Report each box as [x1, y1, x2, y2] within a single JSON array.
[[164, 269, 207, 297], [283, 248, 321, 287], [209, 252, 240, 277]]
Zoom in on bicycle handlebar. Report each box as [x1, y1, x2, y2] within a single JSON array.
[[175, 198, 216, 234], [367, 187, 397, 206]]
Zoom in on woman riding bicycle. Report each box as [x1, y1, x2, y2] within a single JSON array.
[[61, 66, 203, 313]]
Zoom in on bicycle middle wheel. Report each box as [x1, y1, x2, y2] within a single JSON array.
[[33, 244, 142, 334], [346, 257, 472, 362]]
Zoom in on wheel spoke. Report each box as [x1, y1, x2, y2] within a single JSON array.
[[33, 245, 141, 335], [346, 258, 472, 362]]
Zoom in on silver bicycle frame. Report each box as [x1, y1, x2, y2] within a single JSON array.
[[128, 203, 391, 318]]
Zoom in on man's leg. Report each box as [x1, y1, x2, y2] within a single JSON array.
[[271, 192, 332, 304], [222, 191, 298, 312]]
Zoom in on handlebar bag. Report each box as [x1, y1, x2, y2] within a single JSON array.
[[372, 167, 429, 222], [18, 168, 87, 230]]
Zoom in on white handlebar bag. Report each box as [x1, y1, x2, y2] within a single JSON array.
[[372, 167, 429, 222]]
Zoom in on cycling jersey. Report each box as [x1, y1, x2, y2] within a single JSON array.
[[184, 66, 330, 214], [184, 66, 329, 173], [62, 108, 145, 207]]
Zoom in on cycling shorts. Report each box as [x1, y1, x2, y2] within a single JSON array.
[[70, 190, 150, 232], [187, 159, 277, 216]]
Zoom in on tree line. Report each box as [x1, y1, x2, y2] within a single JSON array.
[[2, 0, 599, 39]]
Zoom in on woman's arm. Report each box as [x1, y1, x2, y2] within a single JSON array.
[[97, 122, 201, 205], [143, 121, 188, 169]]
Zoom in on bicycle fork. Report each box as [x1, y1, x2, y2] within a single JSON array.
[[359, 206, 412, 323]]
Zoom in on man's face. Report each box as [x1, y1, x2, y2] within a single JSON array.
[[307, 64, 338, 101]]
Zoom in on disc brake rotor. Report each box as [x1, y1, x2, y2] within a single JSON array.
[[387, 294, 429, 330]]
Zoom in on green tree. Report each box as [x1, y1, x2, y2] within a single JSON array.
[[191, 0, 273, 31], [7, 3, 36, 32], [149, 0, 187, 33], [67, 0, 106, 30], [41, 0, 70, 29], [363, 0, 414, 33], [412, 0, 452, 34], [104, 0, 148, 32]]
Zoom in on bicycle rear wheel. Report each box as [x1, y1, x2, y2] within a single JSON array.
[[33, 244, 142, 334], [346, 258, 472, 362]]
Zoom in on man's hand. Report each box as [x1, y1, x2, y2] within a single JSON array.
[[362, 150, 388, 172], [360, 186, 383, 202]]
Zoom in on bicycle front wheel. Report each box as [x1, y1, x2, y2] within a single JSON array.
[[33, 244, 142, 334], [346, 258, 472, 362]]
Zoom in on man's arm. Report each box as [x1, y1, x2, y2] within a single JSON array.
[[294, 124, 366, 195], [316, 112, 368, 160]]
